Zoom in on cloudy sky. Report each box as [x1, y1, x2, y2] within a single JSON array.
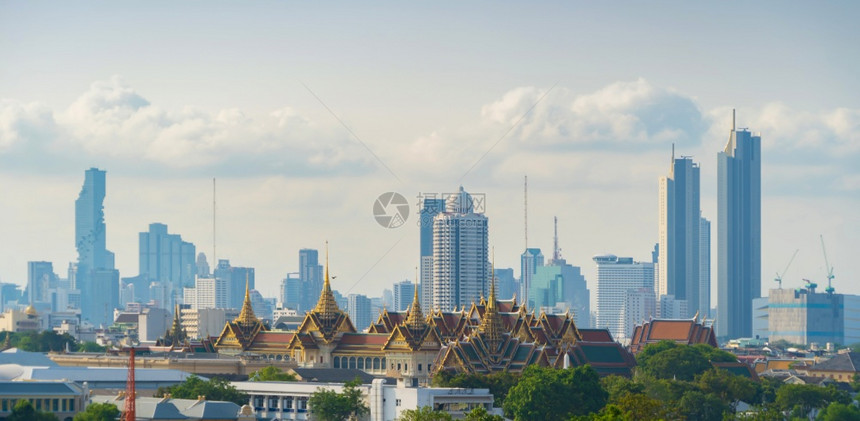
[[1, 2, 858, 307]]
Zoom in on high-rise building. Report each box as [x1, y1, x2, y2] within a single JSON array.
[[280, 273, 301, 311], [431, 187, 489, 311], [520, 248, 544, 309], [419, 196, 445, 312], [196, 252, 210, 277], [183, 275, 228, 310], [299, 249, 323, 312], [622, 288, 657, 341], [594, 254, 655, 341], [717, 112, 761, 339], [27, 261, 56, 305], [213, 259, 255, 310], [531, 259, 590, 328], [138, 223, 196, 308], [658, 152, 701, 318], [347, 293, 372, 332], [699, 217, 711, 318], [493, 268, 518, 302], [75, 168, 119, 326], [393, 280, 416, 312]]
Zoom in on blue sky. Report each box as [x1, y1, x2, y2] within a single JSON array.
[[1, 1, 858, 306]]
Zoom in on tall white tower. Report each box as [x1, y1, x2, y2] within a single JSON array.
[[431, 186, 489, 311]]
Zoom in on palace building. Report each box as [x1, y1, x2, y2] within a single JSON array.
[[214, 252, 635, 381]]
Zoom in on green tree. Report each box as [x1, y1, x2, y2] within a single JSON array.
[[77, 341, 107, 352], [503, 365, 607, 420], [774, 384, 845, 418], [156, 374, 248, 406], [308, 379, 369, 421], [397, 406, 454, 421], [462, 406, 504, 421], [817, 402, 860, 421], [73, 402, 121, 421], [612, 393, 669, 420], [600, 375, 644, 403], [6, 400, 59, 421], [636, 342, 736, 381], [432, 371, 518, 407], [677, 390, 728, 421], [696, 368, 759, 408], [248, 366, 297, 382]]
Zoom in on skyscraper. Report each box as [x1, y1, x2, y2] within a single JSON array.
[[699, 217, 711, 318], [520, 248, 544, 308], [717, 111, 761, 339], [75, 168, 119, 326], [27, 261, 56, 305], [138, 223, 196, 308], [658, 151, 701, 318], [298, 249, 323, 312], [594, 254, 655, 341], [393, 280, 416, 312], [347, 293, 372, 332], [214, 259, 255, 310], [419, 196, 445, 312], [431, 187, 489, 311]]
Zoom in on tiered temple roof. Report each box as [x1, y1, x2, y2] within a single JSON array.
[[628, 315, 718, 354], [213, 278, 269, 352]]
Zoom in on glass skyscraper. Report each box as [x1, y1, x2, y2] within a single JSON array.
[[75, 168, 119, 326], [657, 153, 701, 318], [419, 196, 445, 312], [717, 112, 761, 339]]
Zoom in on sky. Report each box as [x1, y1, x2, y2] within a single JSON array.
[[1, 1, 858, 309]]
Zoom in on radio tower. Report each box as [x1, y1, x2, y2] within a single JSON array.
[[524, 175, 528, 250], [121, 347, 136, 421]]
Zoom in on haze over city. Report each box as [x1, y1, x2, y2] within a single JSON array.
[[1, 1, 858, 305]]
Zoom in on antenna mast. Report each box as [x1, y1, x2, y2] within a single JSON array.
[[524, 175, 528, 250], [553, 216, 560, 262]]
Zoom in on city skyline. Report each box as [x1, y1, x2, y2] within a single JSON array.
[[1, 2, 858, 309]]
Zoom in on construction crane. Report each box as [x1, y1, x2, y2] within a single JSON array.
[[121, 347, 136, 421], [802, 278, 818, 293], [774, 249, 799, 289], [821, 234, 836, 294]]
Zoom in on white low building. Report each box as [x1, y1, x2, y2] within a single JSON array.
[[232, 379, 498, 421]]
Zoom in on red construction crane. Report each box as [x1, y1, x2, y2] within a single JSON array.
[[121, 347, 136, 421]]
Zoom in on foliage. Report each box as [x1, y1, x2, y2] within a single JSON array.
[[817, 402, 860, 421], [696, 368, 759, 409], [248, 365, 297, 382], [580, 404, 632, 421], [432, 370, 518, 407], [2, 330, 79, 352], [77, 341, 107, 352], [635, 341, 736, 381], [774, 383, 851, 418], [73, 402, 121, 421], [600, 375, 644, 403], [677, 390, 728, 421], [6, 399, 59, 421], [462, 406, 504, 421], [308, 378, 368, 421], [611, 393, 669, 420], [397, 406, 454, 421], [156, 374, 248, 406], [503, 365, 607, 421]]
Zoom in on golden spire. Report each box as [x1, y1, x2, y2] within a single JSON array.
[[235, 273, 258, 326], [314, 241, 341, 318], [405, 268, 426, 332], [479, 249, 504, 350]]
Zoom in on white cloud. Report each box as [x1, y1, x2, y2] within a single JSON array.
[[1, 76, 371, 176]]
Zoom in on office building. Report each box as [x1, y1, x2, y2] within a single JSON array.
[[493, 268, 518, 303], [419, 196, 445, 312], [27, 261, 57, 308], [594, 254, 655, 341], [431, 187, 489, 311], [699, 217, 711, 317], [717, 112, 761, 339], [766, 288, 860, 346], [196, 252, 210, 277], [348, 293, 372, 332], [298, 249, 322, 312], [658, 152, 701, 318], [622, 288, 657, 341], [520, 248, 544, 309], [138, 223, 196, 308], [75, 168, 119, 326], [280, 273, 301, 311], [183, 276, 228, 310], [393, 280, 416, 312], [180, 307, 238, 340], [214, 260, 255, 310]]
